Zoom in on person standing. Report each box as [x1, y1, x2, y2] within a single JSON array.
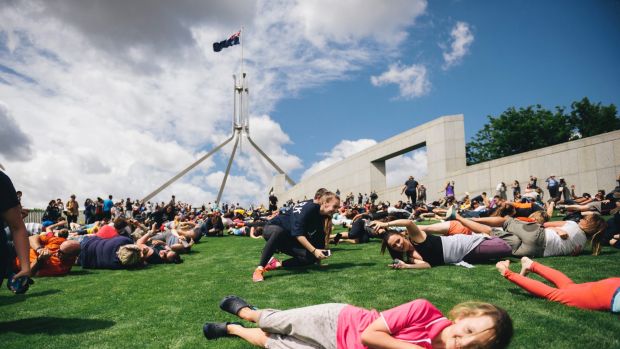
[[545, 175, 559, 199], [401, 176, 419, 204], [66, 194, 79, 224], [0, 170, 31, 289], [511, 180, 521, 201], [103, 195, 114, 221], [268, 193, 278, 213]]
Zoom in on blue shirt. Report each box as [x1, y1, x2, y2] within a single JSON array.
[[268, 200, 324, 239], [80, 236, 133, 269], [103, 199, 114, 212]]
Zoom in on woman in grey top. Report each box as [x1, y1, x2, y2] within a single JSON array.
[[374, 219, 512, 269]]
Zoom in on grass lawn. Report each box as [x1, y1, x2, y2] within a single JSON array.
[[1, 225, 619, 348]]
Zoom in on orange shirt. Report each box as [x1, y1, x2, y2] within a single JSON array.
[[16, 235, 75, 276]]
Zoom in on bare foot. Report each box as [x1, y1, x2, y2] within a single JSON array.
[[520, 257, 534, 276], [495, 260, 510, 275]]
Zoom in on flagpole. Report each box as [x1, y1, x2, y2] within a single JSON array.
[[240, 25, 244, 74]]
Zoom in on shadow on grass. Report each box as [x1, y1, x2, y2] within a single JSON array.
[[0, 317, 115, 334], [69, 270, 94, 276], [0, 289, 61, 307]]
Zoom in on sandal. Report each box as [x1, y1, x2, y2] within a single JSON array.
[[203, 321, 242, 340], [220, 295, 255, 316]]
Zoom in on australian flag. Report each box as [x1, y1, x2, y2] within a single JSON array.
[[213, 31, 241, 52]]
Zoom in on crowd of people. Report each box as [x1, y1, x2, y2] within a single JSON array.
[[2, 168, 620, 348]]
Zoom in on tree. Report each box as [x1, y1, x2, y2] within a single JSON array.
[[569, 97, 620, 138], [466, 105, 572, 165], [466, 98, 620, 165]]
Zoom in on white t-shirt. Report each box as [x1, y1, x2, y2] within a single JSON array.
[[543, 221, 586, 257]]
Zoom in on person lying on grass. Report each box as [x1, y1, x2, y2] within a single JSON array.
[[204, 295, 513, 349], [448, 211, 606, 257], [374, 219, 512, 269], [496, 257, 620, 313]]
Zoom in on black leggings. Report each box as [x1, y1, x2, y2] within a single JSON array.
[[259, 225, 317, 268]]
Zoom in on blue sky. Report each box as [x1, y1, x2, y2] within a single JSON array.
[[275, 0, 620, 180], [0, 0, 619, 207]]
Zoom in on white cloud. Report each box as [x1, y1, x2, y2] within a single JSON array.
[[442, 21, 474, 69], [385, 149, 428, 188], [0, 0, 427, 208], [301, 139, 377, 179], [0, 102, 33, 161], [370, 63, 430, 99]]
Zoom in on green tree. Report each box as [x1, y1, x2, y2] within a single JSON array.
[[466, 105, 572, 165], [569, 97, 620, 138]]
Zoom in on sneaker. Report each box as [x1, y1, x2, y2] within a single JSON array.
[[252, 267, 265, 282], [264, 257, 281, 271], [445, 204, 457, 221], [333, 233, 342, 245]]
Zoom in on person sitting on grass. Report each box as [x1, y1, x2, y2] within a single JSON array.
[[449, 211, 606, 257], [496, 257, 620, 313], [375, 219, 512, 269], [203, 295, 513, 349]]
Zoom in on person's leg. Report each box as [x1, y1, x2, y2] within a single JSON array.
[[257, 304, 344, 349], [258, 225, 290, 267], [524, 258, 575, 289], [417, 221, 450, 235], [280, 246, 317, 268], [454, 214, 493, 235], [498, 262, 565, 301], [226, 325, 269, 347], [463, 237, 512, 263], [469, 216, 510, 227], [502, 219, 546, 257]]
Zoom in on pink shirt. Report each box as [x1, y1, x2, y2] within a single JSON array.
[[336, 299, 452, 349]]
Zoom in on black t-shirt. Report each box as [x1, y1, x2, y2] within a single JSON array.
[[269, 195, 278, 205], [404, 179, 418, 192], [268, 200, 325, 240], [0, 171, 19, 231]]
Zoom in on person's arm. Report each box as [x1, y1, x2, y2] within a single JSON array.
[[400, 185, 406, 195], [136, 231, 153, 245], [360, 318, 426, 349], [295, 235, 327, 260], [3, 206, 31, 278], [390, 259, 431, 269], [542, 221, 566, 228]]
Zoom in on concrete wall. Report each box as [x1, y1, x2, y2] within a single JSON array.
[[276, 114, 620, 204]]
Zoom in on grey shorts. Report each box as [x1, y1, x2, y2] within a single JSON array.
[[259, 303, 346, 349], [492, 218, 546, 257]]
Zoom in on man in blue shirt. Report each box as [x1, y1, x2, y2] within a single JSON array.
[[103, 195, 114, 220]]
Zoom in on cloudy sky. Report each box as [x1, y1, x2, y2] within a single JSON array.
[[1, 0, 619, 208]]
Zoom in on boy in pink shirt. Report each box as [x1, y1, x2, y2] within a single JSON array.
[[204, 295, 513, 349]]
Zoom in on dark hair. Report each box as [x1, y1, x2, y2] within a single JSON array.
[[380, 231, 410, 262], [114, 217, 128, 231]]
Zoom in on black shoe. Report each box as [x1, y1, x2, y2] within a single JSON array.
[[220, 295, 254, 316], [203, 322, 241, 340], [333, 233, 342, 245]]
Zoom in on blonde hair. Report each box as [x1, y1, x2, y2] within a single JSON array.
[[116, 244, 142, 267], [319, 191, 339, 205], [528, 211, 549, 224], [448, 302, 513, 349]]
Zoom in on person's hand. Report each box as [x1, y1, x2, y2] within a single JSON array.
[[555, 228, 568, 240], [390, 259, 406, 269], [37, 248, 52, 261], [313, 249, 327, 260], [369, 221, 387, 232]]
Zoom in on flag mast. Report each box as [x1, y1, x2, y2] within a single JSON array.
[[141, 26, 295, 206]]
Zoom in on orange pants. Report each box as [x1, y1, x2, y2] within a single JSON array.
[[447, 221, 472, 235], [504, 262, 620, 311]]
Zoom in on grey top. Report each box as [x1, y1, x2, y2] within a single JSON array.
[[440, 233, 487, 264]]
